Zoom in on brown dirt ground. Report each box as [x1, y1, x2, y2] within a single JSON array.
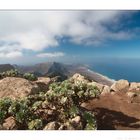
[[83, 93, 140, 130]]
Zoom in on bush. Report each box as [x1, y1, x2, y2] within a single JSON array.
[[28, 119, 43, 130], [0, 69, 21, 78], [23, 73, 37, 81], [0, 98, 12, 123], [0, 70, 38, 81], [0, 77, 100, 130]]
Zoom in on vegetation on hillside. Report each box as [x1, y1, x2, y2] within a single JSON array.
[[0, 69, 37, 81], [0, 78, 100, 130]]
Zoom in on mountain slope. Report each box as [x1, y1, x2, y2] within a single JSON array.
[[14, 62, 114, 85], [0, 64, 15, 72], [45, 62, 69, 80]]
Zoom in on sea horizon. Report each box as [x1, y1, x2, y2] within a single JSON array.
[[89, 58, 140, 82]]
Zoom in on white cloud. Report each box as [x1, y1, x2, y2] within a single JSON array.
[[0, 11, 136, 59], [37, 52, 65, 58], [0, 51, 23, 58], [0, 43, 23, 58]]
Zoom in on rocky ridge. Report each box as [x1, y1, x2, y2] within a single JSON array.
[[0, 73, 140, 130]]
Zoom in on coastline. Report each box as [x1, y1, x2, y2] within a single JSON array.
[[73, 66, 115, 86], [87, 68, 116, 83]]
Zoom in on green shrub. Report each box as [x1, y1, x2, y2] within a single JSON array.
[[0, 69, 21, 78], [0, 98, 12, 123], [32, 101, 42, 111], [23, 73, 37, 81], [28, 119, 43, 130], [8, 100, 32, 124], [83, 112, 97, 130], [0, 76, 100, 130]]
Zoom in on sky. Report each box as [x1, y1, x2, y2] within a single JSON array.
[[0, 10, 140, 64]]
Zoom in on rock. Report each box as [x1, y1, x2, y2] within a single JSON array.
[[88, 82, 104, 92], [64, 122, 75, 130], [127, 92, 137, 98], [0, 77, 39, 99], [36, 77, 51, 84], [58, 125, 65, 130], [47, 110, 53, 115], [110, 91, 116, 95], [3, 117, 17, 130], [71, 73, 89, 84], [35, 77, 51, 92], [111, 80, 129, 92], [129, 82, 140, 91], [71, 116, 81, 124], [71, 116, 82, 129], [43, 121, 60, 130], [80, 102, 87, 108], [101, 85, 110, 95]]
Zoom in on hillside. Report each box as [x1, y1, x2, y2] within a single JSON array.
[[0, 71, 140, 130], [14, 62, 114, 85], [0, 64, 15, 72]]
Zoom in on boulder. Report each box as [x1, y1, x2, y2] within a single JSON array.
[[70, 116, 82, 129], [111, 80, 129, 92], [0, 77, 39, 99], [80, 102, 87, 108], [35, 77, 51, 92], [71, 116, 81, 124], [36, 77, 51, 84], [129, 82, 140, 91], [127, 92, 137, 98], [3, 117, 17, 130], [43, 121, 60, 130], [101, 85, 110, 95]]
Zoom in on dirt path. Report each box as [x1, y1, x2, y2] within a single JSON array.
[[83, 93, 140, 130]]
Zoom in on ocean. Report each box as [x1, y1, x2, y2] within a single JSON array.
[[89, 59, 140, 82]]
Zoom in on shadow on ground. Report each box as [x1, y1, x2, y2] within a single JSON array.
[[93, 108, 140, 130]]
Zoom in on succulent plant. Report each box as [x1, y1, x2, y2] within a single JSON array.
[[0, 75, 99, 130], [28, 119, 43, 130], [83, 112, 97, 130], [23, 73, 37, 81]]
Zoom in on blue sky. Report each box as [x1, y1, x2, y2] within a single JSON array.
[[0, 11, 140, 64]]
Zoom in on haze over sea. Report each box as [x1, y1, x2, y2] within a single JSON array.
[[89, 58, 140, 82]]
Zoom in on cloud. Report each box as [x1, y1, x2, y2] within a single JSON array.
[[37, 52, 65, 58], [0, 11, 137, 59], [0, 51, 23, 58], [0, 43, 23, 58]]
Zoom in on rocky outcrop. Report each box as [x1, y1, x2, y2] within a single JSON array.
[[2, 117, 17, 130], [71, 73, 89, 84], [99, 79, 140, 98], [35, 77, 51, 92], [129, 82, 140, 92], [101, 85, 110, 95], [0, 77, 40, 99], [43, 121, 60, 130], [111, 80, 129, 92], [127, 92, 137, 98]]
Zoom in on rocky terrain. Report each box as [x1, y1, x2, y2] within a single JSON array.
[[82, 79, 140, 130], [0, 68, 140, 130]]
